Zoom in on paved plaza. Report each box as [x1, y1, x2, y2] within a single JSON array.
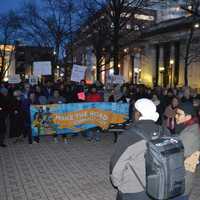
[[0, 133, 199, 200]]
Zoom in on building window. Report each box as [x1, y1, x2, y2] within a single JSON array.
[[134, 14, 154, 21], [126, 24, 131, 29], [134, 25, 140, 31]]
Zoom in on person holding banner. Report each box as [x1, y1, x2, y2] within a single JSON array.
[[9, 90, 25, 142], [86, 85, 103, 141], [48, 90, 66, 104]]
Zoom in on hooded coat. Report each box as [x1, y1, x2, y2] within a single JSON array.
[[110, 120, 170, 200]]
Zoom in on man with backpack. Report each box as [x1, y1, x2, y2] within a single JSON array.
[[110, 98, 187, 200]]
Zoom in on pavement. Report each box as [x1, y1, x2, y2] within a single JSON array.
[[0, 133, 199, 200]]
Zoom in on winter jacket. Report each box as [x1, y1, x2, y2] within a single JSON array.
[[110, 120, 170, 199], [178, 123, 200, 195], [86, 92, 102, 102]]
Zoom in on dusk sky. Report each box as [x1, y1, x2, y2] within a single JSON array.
[[0, 0, 37, 13]]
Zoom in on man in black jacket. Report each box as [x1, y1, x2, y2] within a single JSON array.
[[0, 88, 8, 147], [110, 98, 187, 200]]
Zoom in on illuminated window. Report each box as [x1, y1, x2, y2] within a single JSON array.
[[134, 25, 140, 30], [121, 12, 131, 18], [126, 24, 131, 29], [134, 14, 154, 21]]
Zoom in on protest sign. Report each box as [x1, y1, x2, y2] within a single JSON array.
[[33, 61, 52, 76], [77, 92, 86, 100], [71, 64, 87, 82], [107, 75, 125, 84], [8, 74, 21, 84], [30, 102, 129, 136], [29, 75, 38, 86]]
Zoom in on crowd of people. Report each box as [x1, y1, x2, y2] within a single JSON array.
[[1, 79, 200, 200], [0, 79, 200, 147]]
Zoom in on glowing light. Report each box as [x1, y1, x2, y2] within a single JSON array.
[[159, 67, 165, 72], [124, 48, 128, 53], [170, 60, 174, 65], [110, 68, 114, 74], [194, 23, 199, 28]]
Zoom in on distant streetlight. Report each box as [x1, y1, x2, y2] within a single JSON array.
[[53, 50, 56, 55], [124, 48, 128, 53], [194, 23, 200, 28], [170, 59, 174, 65], [159, 67, 165, 72], [170, 59, 174, 88], [57, 65, 60, 69], [159, 67, 165, 87]]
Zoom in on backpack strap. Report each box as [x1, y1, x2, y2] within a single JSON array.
[[128, 163, 145, 190]]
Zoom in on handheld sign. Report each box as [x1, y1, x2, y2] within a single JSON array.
[[71, 64, 87, 82], [77, 92, 86, 100], [8, 74, 21, 84]]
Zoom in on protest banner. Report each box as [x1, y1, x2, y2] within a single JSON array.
[[30, 102, 129, 137], [71, 64, 87, 82], [33, 61, 52, 76], [8, 74, 21, 84]]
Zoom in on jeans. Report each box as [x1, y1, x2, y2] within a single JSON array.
[[116, 191, 189, 200], [86, 129, 100, 141]]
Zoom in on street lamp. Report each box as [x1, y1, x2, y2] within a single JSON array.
[[159, 67, 165, 87], [194, 23, 200, 28], [170, 59, 174, 88]]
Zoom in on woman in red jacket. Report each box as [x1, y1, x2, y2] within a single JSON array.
[[86, 85, 103, 141], [86, 86, 102, 102]]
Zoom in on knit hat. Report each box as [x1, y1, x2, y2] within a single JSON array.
[[135, 98, 159, 122], [178, 102, 196, 116]]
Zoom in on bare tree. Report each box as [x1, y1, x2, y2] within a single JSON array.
[[21, 0, 80, 77], [0, 11, 21, 82], [182, 0, 200, 86], [80, 0, 112, 81], [91, 0, 149, 75]]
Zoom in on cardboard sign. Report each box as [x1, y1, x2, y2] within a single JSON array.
[[107, 75, 125, 84], [71, 64, 87, 82], [184, 151, 200, 173], [8, 74, 21, 84], [29, 75, 38, 86], [77, 92, 86, 100], [33, 61, 52, 76]]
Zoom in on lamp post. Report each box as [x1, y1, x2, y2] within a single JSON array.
[[170, 59, 174, 88], [159, 67, 165, 87]]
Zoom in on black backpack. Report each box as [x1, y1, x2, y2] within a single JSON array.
[[130, 127, 185, 200]]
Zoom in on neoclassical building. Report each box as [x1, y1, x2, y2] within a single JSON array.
[[121, 16, 200, 88]]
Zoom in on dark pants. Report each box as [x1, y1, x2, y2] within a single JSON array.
[[116, 191, 189, 200], [0, 132, 6, 145], [0, 118, 6, 145], [23, 125, 32, 144]]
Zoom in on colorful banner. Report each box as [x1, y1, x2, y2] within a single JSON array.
[[30, 102, 129, 137]]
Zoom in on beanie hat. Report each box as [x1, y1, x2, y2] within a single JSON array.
[[178, 102, 196, 116], [135, 98, 159, 122]]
